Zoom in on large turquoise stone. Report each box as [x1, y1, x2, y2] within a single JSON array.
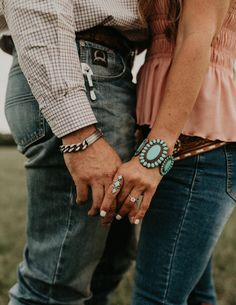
[[146, 144, 161, 161]]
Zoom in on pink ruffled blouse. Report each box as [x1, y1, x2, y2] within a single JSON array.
[[136, 1, 236, 141]]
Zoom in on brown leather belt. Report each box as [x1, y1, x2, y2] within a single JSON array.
[[174, 134, 226, 161], [137, 125, 227, 161], [76, 26, 137, 66]]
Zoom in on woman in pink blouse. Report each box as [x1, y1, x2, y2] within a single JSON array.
[[100, 0, 236, 304]]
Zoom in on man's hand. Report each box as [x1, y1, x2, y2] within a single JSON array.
[[63, 125, 122, 215]]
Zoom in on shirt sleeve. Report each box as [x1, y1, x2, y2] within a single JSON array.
[[3, 0, 97, 138]]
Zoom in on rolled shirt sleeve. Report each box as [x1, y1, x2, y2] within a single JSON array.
[[3, 0, 97, 138]]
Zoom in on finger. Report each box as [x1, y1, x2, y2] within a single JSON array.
[[88, 184, 105, 216], [101, 200, 117, 225], [100, 174, 124, 217], [116, 189, 143, 221], [129, 192, 153, 225], [117, 183, 133, 205], [76, 181, 89, 205], [127, 194, 144, 221]]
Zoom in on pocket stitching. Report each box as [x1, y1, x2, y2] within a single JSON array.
[[225, 145, 236, 202], [18, 112, 45, 149]]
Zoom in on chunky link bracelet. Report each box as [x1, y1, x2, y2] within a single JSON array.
[[60, 129, 103, 153], [134, 138, 175, 176]]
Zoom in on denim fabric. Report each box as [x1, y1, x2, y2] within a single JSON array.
[[5, 39, 137, 305], [132, 145, 236, 305], [189, 259, 217, 305]]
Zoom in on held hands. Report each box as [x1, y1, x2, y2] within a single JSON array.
[[63, 126, 122, 216], [100, 156, 163, 225], [63, 126, 169, 225]]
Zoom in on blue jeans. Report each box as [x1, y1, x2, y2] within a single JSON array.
[[189, 259, 216, 305], [5, 39, 137, 305], [132, 145, 236, 305]]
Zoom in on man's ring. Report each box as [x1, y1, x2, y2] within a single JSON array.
[[112, 175, 123, 194]]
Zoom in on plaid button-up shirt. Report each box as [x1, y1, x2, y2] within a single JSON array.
[[0, 1, 147, 137]]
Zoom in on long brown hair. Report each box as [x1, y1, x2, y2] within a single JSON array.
[[139, 0, 182, 41]]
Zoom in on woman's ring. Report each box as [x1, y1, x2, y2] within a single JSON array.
[[112, 175, 123, 194], [128, 194, 137, 203]]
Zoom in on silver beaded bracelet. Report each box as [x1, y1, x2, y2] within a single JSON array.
[[60, 129, 103, 153]]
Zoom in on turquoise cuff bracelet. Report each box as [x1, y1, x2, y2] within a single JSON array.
[[134, 138, 174, 176]]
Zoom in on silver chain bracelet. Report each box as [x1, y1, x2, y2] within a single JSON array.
[[60, 129, 103, 153]]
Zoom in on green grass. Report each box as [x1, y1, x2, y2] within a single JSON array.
[[0, 147, 236, 305], [0, 147, 26, 304]]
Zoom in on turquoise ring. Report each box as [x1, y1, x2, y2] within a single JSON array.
[[112, 175, 123, 194]]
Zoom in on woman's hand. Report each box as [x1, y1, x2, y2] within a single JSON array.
[[100, 156, 163, 225]]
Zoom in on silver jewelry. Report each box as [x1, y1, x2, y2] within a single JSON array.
[[112, 175, 123, 194], [60, 129, 103, 153], [128, 194, 137, 203]]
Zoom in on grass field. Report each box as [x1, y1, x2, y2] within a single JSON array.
[[0, 146, 236, 305]]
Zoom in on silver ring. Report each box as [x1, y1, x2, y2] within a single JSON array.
[[128, 194, 137, 203]]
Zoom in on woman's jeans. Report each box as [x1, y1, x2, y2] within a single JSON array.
[[132, 144, 236, 305], [5, 39, 137, 305], [189, 259, 216, 305]]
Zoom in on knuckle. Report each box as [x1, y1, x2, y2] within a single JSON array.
[[104, 172, 114, 179], [78, 195, 86, 202], [140, 204, 148, 214], [79, 192, 87, 199], [127, 201, 135, 209], [79, 177, 88, 185], [149, 183, 157, 192], [138, 210, 146, 218], [129, 174, 137, 181]]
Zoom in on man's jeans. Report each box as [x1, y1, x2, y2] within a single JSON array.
[[132, 145, 236, 305], [5, 39, 137, 305]]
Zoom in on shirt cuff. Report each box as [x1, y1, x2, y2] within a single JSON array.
[[41, 89, 98, 138]]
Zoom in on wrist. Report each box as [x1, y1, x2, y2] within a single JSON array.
[[62, 125, 97, 145], [134, 137, 175, 175], [147, 130, 179, 155], [60, 127, 103, 154]]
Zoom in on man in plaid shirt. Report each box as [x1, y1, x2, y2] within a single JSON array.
[[0, 1, 147, 304]]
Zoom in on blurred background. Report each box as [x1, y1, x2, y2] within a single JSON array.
[[0, 49, 236, 305]]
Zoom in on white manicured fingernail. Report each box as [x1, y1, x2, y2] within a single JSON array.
[[134, 219, 140, 225], [116, 214, 122, 220], [100, 210, 107, 217]]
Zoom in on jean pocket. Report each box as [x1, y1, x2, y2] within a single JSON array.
[[77, 40, 126, 80], [225, 144, 236, 203], [5, 63, 45, 153]]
